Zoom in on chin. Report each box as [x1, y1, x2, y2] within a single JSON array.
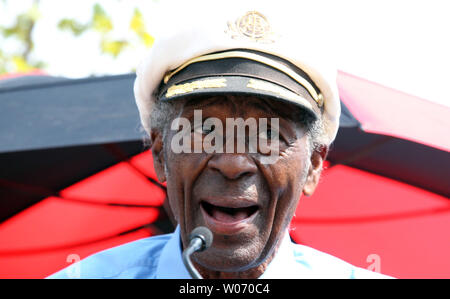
[[192, 240, 267, 273]]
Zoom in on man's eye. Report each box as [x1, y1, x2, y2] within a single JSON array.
[[193, 125, 215, 135], [259, 128, 277, 140]]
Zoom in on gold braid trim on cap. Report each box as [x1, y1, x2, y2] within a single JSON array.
[[247, 79, 313, 110], [166, 78, 227, 98], [163, 50, 323, 106]]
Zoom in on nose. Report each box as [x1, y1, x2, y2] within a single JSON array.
[[207, 154, 258, 180]]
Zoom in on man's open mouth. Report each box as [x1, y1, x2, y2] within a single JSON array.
[[201, 201, 259, 223]]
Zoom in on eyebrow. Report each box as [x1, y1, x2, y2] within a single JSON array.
[[243, 97, 273, 115], [183, 96, 228, 110], [245, 96, 299, 121]]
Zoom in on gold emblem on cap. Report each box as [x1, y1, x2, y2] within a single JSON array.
[[227, 11, 275, 43]]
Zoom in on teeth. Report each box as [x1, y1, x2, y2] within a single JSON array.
[[202, 201, 256, 223]]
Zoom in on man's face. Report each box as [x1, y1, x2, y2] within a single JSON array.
[[156, 95, 320, 273]]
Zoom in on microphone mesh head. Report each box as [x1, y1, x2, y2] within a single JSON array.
[[189, 226, 213, 250]]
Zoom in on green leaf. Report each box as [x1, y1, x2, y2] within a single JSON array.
[[27, 2, 40, 22], [101, 39, 128, 57], [12, 55, 35, 72], [0, 50, 6, 74], [92, 3, 113, 33], [129, 8, 154, 48], [58, 19, 88, 36], [130, 8, 144, 33], [140, 32, 154, 47], [2, 14, 33, 41]]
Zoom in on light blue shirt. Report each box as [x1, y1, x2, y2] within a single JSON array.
[[48, 226, 391, 279]]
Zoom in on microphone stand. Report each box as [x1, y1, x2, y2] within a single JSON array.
[[182, 237, 204, 279], [182, 226, 213, 279]]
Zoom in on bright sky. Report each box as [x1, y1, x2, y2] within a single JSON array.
[[1, 0, 450, 108]]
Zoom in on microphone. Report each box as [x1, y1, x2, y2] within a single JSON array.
[[182, 226, 213, 279]]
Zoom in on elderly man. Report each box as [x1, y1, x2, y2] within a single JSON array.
[[49, 5, 389, 279]]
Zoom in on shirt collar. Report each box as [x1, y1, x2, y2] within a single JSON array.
[[155, 226, 302, 279], [258, 230, 308, 278], [155, 225, 191, 279]]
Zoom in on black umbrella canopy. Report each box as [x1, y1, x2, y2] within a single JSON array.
[[0, 74, 147, 222], [331, 103, 450, 198], [0, 74, 144, 152]]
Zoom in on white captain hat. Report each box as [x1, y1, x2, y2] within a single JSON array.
[[134, 1, 341, 146]]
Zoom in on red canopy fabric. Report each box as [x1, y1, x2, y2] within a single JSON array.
[[0, 70, 46, 80], [290, 165, 450, 278], [337, 71, 450, 152], [0, 151, 165, 278]]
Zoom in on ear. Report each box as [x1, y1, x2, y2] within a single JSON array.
[[302, 146, 328, 196], [150, 130, 166, 183]]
